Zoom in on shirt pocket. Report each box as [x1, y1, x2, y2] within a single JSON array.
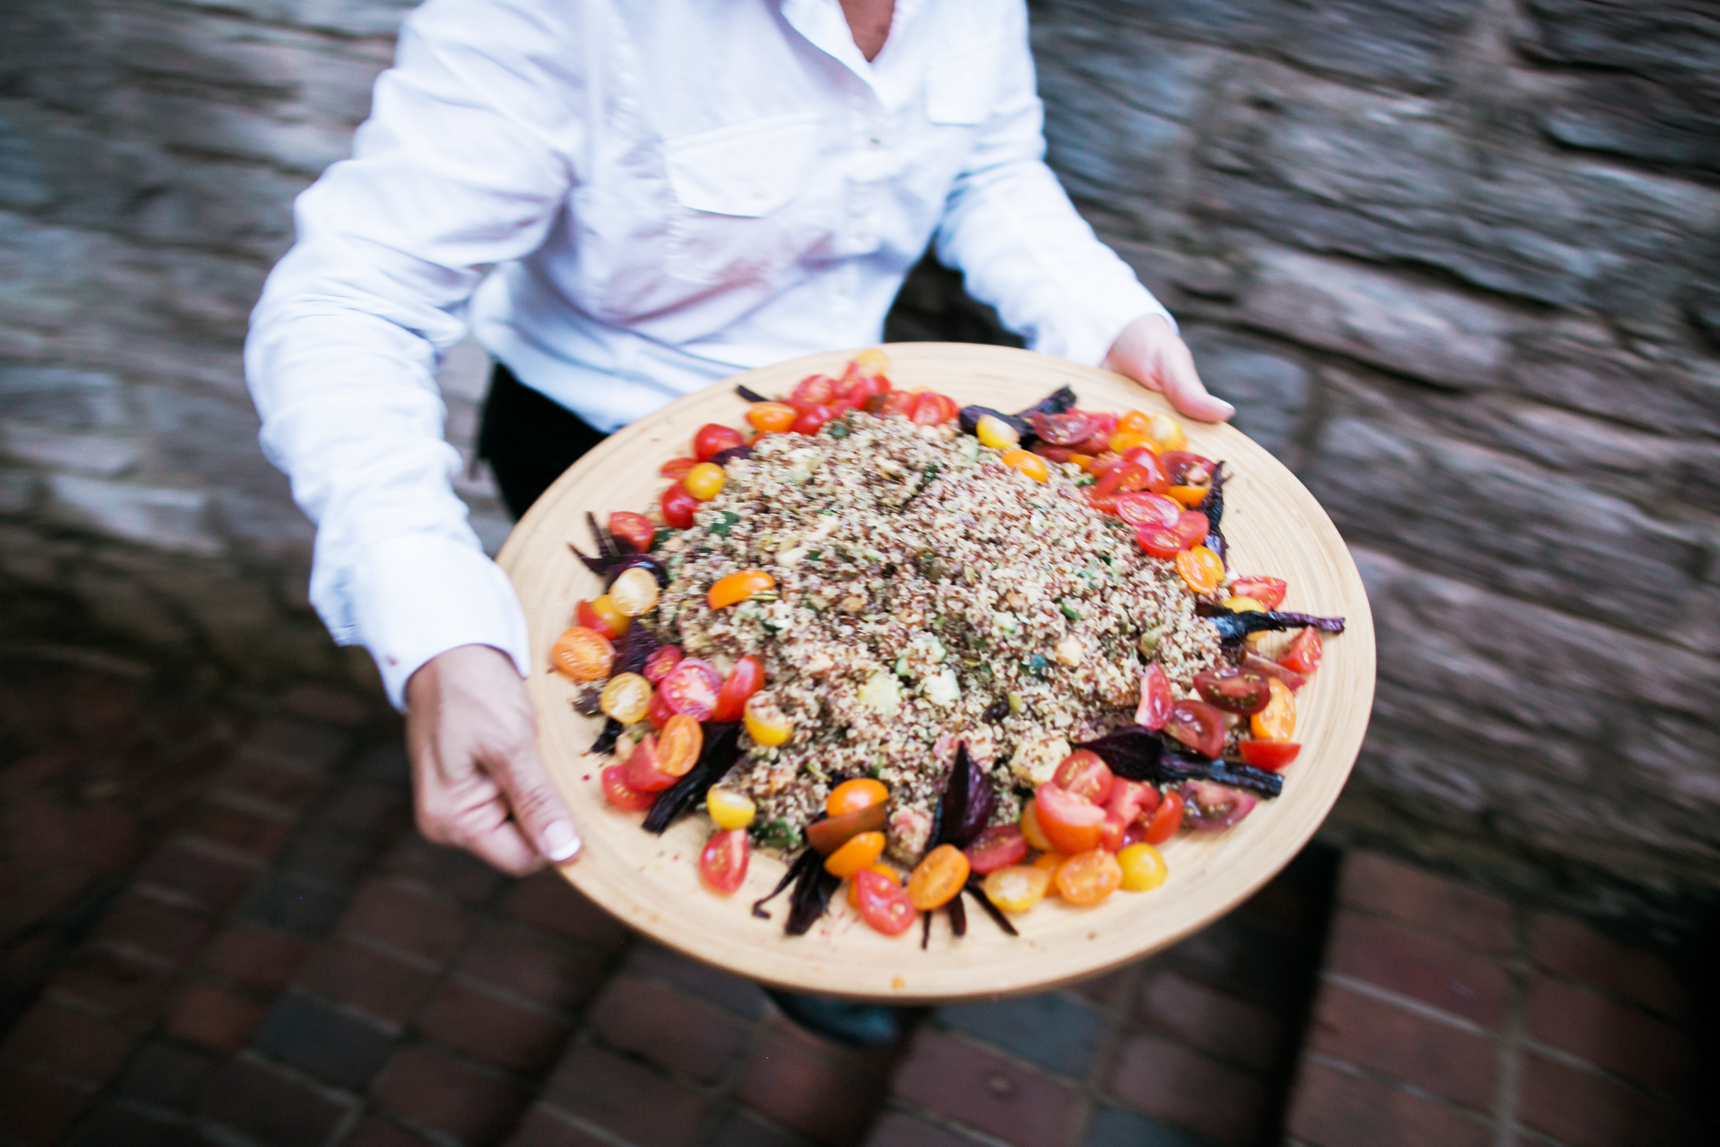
[[925, 38, 1006, 126]]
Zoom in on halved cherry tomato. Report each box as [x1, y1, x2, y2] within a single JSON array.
[[1118, 843, 1168, 891], [1231, 576, 1288, 611], [694, 423, 746, 461], [1083, 450, 1122, 477], [712, 655, 764, 722], [1167, 485, 1209, 508], [1136, 664, 1173, 730], [608, 511, 656, 552], [1099, 779, 1158, 852], [609, 566, 659, 616], [1052, 750, 1114, 805], [683, 462, 726, 501], [1115, 492, 1181, 529], [1000, 449, 1049, 482], [601, 765, 656, 811], [600, 673, 652, 724], [1091, 461, 1153, 500], [1238, 741, 1300, 770], [964, 825, 1029, 874], [827, 777, 889, 818], [793, 404, 839, 435], [1241, 651, 1307, 692], [1141, 788, 1184, 844], [550, 626, 613, 681], [1110, 430, 1153, 454], [1056, 848, 1123, 905], [839, 371, 891, 406], [660, 659, 722, 721], [1032, 410, 1097, 446], [1119, 447, 1171, 493], [708, 569, 774, 608], [1193, 665, 1273, 715], [660, 482, 698, 529], [1032, 442, 1077, 464], [825, 831, 887, 879], [1116, 410, 1151, 435], [909, 391, 958, 425], [657, 713, 703, 777], [1032, 851, 1069, 882], [854, 868, 917, 935], [790, 374, 838, 412], [575, 597, 627, 641], [1144, 413, 1187, 454], [983, 865, 1053, 913], [644, 645, 683, 684], [847, 863, 899, 909], [699, 829, 750, 894], [747, 403, 799, 433], [1019, 800, 1054, 851], [1033, 784, 1106, 853], [1251, 677, 1297, 742], [1180, 781, 1258, 831], [707, 787, 757, 831], [1164, 698, 1227, 759], [659, 456, 698, 480], [1136, 524, 1185, 559], [906, 844, 970, 910], [1280, 628, 1324, 676], [1157, 450, 1215, 487], [806, 803, 888, 855], [1172, 511, 1211, 550], [621, 735, 677, 792], [743, 693, 793, 747], [647, 685, 673, 730], [877, 391, 915, 418], [1076, 412, 1118, 455], [1176, 545, 1225, 594]]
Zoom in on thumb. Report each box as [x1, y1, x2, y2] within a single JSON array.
[[492, 738, 582, 864], [1156, 343, 1234, 424]]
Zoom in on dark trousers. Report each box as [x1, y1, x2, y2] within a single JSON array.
[[476, 362, 610, 520]]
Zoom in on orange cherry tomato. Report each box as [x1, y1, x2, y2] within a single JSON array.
[[699, 828, 750, 894], [550, 626, 613, 681], [1280, 628, 1324, 675], [656, 713, 704, 777], [601, 765, 655, 811], [1056, 848, 1123, 905], [1251, 677, 1297, 742], [1109, 430, 1154, 454], [607, 511, 656, 552], [1116, 410, 1152, 435], [1175, 545, 1225, 595], [708, 569, 774, 608], [983, 865, 1053, 913], [906, 844, 970, 911], [847, 864, 899, 909], [999, 449, 1049, 482], [712, 655, 764, 722], [854, 868, 917, 935], [1239, 741, 1300, 770], [827, 778, 889, 818], [1033, 784, 1106, 853], [1231, 576, 1289, 611], [1142, 788, 1184, 844], [1167, 484, 1209, 508], [1051, 750, 1114, 805], [825, 831, 887, 879], [1019, 799, 1054, 852], [575, 597, 628, 641], [747, 402, 799, 433]]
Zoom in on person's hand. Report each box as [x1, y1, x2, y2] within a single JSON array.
[[405, 643, 581, 875], [1104, 314, 1234, 423]]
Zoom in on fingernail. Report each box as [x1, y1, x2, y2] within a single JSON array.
[[542, 820, 581, 862]]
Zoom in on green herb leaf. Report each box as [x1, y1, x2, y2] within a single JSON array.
[[709, 510, 741, 536]]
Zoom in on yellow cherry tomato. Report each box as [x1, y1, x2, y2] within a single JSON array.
[[746, 402, 798, 433], [708, 569, 774, 608], [999, 449, 1049, 482], [550, 627, 614, 682], [847, 863, 899, 909], [1146, 413, 1187, 453], [599, 673, 652, 724], [706, 787, 757, 831], [1109, 431, 1154, 454], [586, 594, 631, 637], [1019, 800, 1054, 852], [743, 692, 793, 747], [1223, 595, 1265, 613], [1251, 676, 1297, 742], [976, 414, 1021, 449], [825, 831, 887, 879], [1166, 484, 1209, 508], [983, 865, 1053, 913], [1118, 843, 1169, 892], [906, 844, 970, 911], [1176, 545, 1225, 595], [683, 462, 726, 501], [827, 778, 889, 818], [609, 566, 660, 617], [850, 347, 890, 376]]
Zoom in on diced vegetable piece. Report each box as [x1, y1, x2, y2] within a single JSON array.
[[1279, 628, 1324, 675], [1179, 781, 1258, 831], [601, 765, 655, 811], [712, 655, 764, 722], [825, 831, 887, 879], [853, 868, 917, 935], [805, 803, 888, 855], [600, 673, 652, 724], [1135, 664, 1172, 730], [1251, 677, 1297, 741], [608, 511, 656, 552], [1230, 576, 1288, 610], [683, 461, 726, 501], [1019, 799, 1054, 851], [1141, 788, 1184, 844], [576, 596, 629, 640], [693, 423, 746, 462], [656, 714, 703, 777], [660, 659, 722, 721], [906, 844, 970, 911], [964, 825, 1029, 874], [621, 735, 677, 792], [1118, 843, 1169, 891], [1164, 698, 1227, 759], [743, 692, 793, 747], [1238, 741, 1300, 770], [706, 786, 757, 831], [660, 482, 698, 528], [976, 414, 1021, 449], [1051, 750, 1114, 805], [609, 566, 660, 617], [747, 402, 799, 433], [1193, 665, 1273, 715], [699, 829, 750, 894], [1055, 848, 1124, 905], [847, 864, 899, 909], [1176, 545, 1225, 594], [550, 626, 613, 681], [1000, 449, 1049, 481], [643, 645, 683, 684], [708, 569, 775, 608], [827, 778, 889, 818], [1033, 784, 1106, 853], [983, 865, 1053, 913]]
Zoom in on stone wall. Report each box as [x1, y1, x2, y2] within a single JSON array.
[[1, 0, 1716, 922]]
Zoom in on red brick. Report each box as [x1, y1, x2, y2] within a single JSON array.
[[1306, 983, 1495, 1109], [460, 921, 606, 1012], [79, 801, 140, 873], [237, 717, 350, 772], [0, 1000, 134, 1085], [46, 946, 175, 1021], [1107, 1032, 1266, 1147], [1137, 968, 1283, 1070], [1518, 1052, 1691, 1147], [314, 783, 408, 838], [1326, 912, 1508, 1029], [0, 1064, 91, 1147], [1527, 912, 1687, 1017], [1526, 974, 1691, 1094], [543, 1044, 709, 1147], [417, 980, 570, 1074], [507, 1105, 612, 1147], [10, 793, 82, 872], [135, 842, 257, 913], [209, 759, 323, 815], [1069, 965, 1135, 1009], [373, 1046, 526, 1146], [382, 836, 505, 906], [1338, 852, 1515, 955], [197, 1055, 353, 1147], [164, 981, 270, 1052], [589, 975, 749, 1084], [891, 1028, 1078, 1147], [341, 878, 475, 964], [709, 1108, 810, 1147], [1286, 1059, 1491, 1147], [860, 1111, 977, 1147], [502, 871, 630, 953], [296, 937, 438, 1028], [623, 942, 767, 1018], [181, 800, 292, 861], [346, 1115, 442, 1147], [92, 893, 213, 964], [278, 683, 374, 728], [736, 1030, 881, 1147], [200, 925, 310, 993]]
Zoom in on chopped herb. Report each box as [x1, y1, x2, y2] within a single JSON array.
[[1025, 653, 1050, 680], [1059, 601, 1080, 621], [1075, 474, 1096, 487], [709, 510, 741, 536], [826, 419, 849, 438], [759, 819, 800, 850], [651, 527, 673, 549], [807, 550, 823, 560]]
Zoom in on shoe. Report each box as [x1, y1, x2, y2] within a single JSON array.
[[764, 988, 902, 1047]]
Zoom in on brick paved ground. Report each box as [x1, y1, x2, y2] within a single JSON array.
[[1, 655, 1714, 1147]]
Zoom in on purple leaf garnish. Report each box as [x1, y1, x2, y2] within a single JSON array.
[[709, 444, 752, 465], [1073, 727, 1282, 798], [933, 742, 994, 850], [642, 722, 743, 834], [964, 880, 1018, 936]]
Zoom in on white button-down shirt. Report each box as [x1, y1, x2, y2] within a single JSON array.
[[246, 0, 1171, 706]]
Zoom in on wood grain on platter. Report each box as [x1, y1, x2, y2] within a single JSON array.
[[497, 343, 1375, 1002]]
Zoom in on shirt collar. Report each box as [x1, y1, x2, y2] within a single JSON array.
[[780, 0, 930, 100]]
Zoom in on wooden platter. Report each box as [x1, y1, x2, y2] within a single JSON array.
[[497, 343, 1374, 1002]]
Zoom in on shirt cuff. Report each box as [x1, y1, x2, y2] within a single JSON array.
[[1034, 281, 1178, 368], [347, 533, 532, 709]]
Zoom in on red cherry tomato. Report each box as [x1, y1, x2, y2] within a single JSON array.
[[574, 598, 619, 641], [659, 456, 698, 480], [909, 391, 958, 425], [1114, 492, 1182, 529], [1172, 511, 1210, 549], [1075, 411, 1117, 454], [712, 655, 764, 722], [646, 685, 673, 730], [1091, 461, 1153, 500], [790, 374, 838, 412], [1241, 651, 1307, 692], [1193, 666, 1274, 715], [1051, 750, 1114, 805], [1180, 781, 1258, 831], [660, 658, 722, 721], [1141, 788, 1184, 844], [1100, 779, 1157, 852], [608, 511, 656, 552], [965, 825, 1029, 874], [1164, 699, 1227, 759], [1031, 410, 1097, 446], [1118, 447, 1171, 493], [1033, 784, 1107, 853], [621, 736, 678, 793], [601, 765, 655, 811], [1157, 450, 1216, 487], [1136, 664, 1173, 729], [1032, 443, 1077, 464], [693, 423, 746, 462], [839, 369, 891, 405], [643, 645, 683, 684], [699, 829, 751, 894], [1136, 523, 1185, 559], [1230, 577, 1288, 611], [854, 868, 917, 935], [660, 483, 698, 529], [877, 391, 916, 417], [1280, 629, 1324, 675], [792, 405, 837, 435], [1238, 741, 1301, 770]]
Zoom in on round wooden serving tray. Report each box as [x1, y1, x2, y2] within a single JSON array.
[[498, 343, 1374, 1002]]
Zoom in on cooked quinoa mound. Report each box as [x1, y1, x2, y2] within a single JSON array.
[[653, 411, 1223, 862]]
